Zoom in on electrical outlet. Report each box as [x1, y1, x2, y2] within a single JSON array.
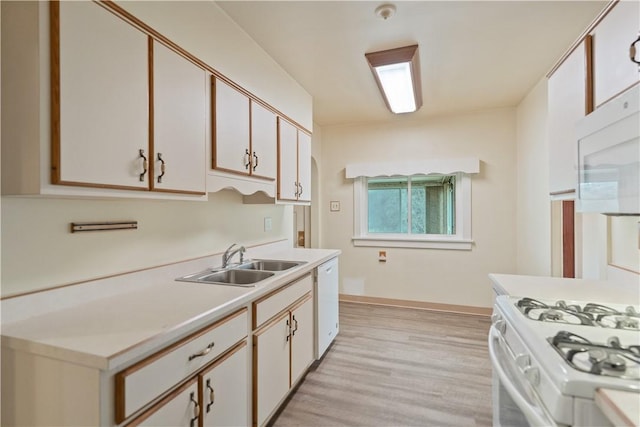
[[378, 250, 387, 262], [264, 217, 272, 231]]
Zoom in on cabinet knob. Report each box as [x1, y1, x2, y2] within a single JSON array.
[[252, 151, 259, 171], [189, 392, 199, 427], [156, 153, 166, 183], [244, 149, 251, 169], [138, 149, 148, 182], [630, 32, 640, 66]]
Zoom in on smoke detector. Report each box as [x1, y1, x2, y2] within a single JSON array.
[[375, 4, 396, 20]]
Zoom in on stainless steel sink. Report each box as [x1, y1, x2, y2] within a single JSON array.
[[176, 269, 274, 287], [176, 258, 304, 287], [237, 259, 305, 272]]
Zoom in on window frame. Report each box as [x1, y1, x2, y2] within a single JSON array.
[[352, 172, 473, 250]]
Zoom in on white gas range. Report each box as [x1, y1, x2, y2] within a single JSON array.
[[490, 295, 640, 426]]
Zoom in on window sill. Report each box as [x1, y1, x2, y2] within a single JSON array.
[[352, 235, 473, 250]]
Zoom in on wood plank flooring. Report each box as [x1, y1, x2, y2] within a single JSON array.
[[271, 302, 493, 427]]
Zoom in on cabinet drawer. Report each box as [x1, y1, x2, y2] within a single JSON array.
[[253, 274, 312, 328], [115, 308, 248, 423]]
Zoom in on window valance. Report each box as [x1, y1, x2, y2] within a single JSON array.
[[345, 157, 480, 179]]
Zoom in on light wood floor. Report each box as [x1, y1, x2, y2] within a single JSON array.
[[271, 301, 493, 427]]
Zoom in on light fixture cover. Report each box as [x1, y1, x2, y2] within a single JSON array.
[[365, 44, 422, 114]]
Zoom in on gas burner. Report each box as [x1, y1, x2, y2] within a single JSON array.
[[548, 331, 640, 379], [515, 298, 640, 330]]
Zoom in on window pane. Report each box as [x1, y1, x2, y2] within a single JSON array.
[[368, 178, 408, 233], [411, 176, 456, 235]]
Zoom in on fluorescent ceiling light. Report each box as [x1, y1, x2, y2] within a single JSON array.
[[365, 45, 422, 114]]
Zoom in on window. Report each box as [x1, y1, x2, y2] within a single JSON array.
[[353, 173, 473, 250]]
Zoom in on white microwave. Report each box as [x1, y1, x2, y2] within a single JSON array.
[[576, 84, 640, 215]]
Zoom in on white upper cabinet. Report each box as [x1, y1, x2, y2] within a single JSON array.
[[56, 1, 149, 189], [278, 118, 299, 201], [278, 118, 312, 203], [591, 0, 640, 107], [213, 78, 251, 175], [212, 77, 278, 182], [296, 131, 312, 202], [547, 41, 587, 196], [251, 101, 278, 180], [152, 41, 207, 194]]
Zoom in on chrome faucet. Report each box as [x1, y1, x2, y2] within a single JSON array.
[[222, 243, 246, 268]]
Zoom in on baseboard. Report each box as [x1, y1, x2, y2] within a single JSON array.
[[339, 294, 492, 317]]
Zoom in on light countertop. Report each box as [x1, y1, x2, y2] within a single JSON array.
[[489, 273, 640, 304], [596, 389, 640, 427], [1, 246, 340, 372]]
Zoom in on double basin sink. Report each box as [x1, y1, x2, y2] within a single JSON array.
[[176, 259, 306, 287]]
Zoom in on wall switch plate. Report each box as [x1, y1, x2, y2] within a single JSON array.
[[378, 250, 387, 262], [330, 201, 340, 212], [264, 217, 272, 231]]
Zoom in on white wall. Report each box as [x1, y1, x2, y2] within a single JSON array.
[[515, 78, 551, 275], [320, 109, 517, 308], [1, 192, 292, 297]]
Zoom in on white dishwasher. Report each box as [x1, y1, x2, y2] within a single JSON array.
[[315, 257, 339, 359]]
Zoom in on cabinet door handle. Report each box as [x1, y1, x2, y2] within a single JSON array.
[[292, 315, 299, 336], [189, 391, 199, 427], [286, 319, 291, 341], [188, 342, 215, 361], [138, 149, 148, 182], [298, 183, 303, 197], [294, 182, 299, 197], [252, 151, 259, 171], [244, 149, 251, 169], [631, 33, 640, 65], [156, 153, 166, 183], [205, 378, 215, 413]]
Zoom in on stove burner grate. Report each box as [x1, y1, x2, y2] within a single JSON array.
[[548, 331, 640, 379], [516, 298, 640, 330]]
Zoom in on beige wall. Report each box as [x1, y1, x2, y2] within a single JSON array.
[[320, 109, 517, 308], [1, 191, 292, 297], [515, 78, 551, 275]]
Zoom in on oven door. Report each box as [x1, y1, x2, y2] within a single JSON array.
[[489, 324, 558, 427]]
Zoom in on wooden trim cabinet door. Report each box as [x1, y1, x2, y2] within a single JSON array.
[[54, 1, 149, 189], [213, 78, 251, 175], [289, 296, 314, 386], [296, 131, 312, 202], [591, 0, 640, 108], [152, 41, 207, 194], [253, 312, 291, 427], [250, 101, 278, 180], [126, 377, 200, 427], [277, 118, 299, 201], [199, 342, 249, 427]]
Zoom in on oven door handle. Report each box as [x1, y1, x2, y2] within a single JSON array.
[[488, 325, 556, 427]]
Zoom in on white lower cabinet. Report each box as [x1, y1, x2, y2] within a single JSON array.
[[127, 378, 200, 427], [200, 343, 249, 427], [254, 294, 314, 427]]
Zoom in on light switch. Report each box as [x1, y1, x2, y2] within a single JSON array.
[[330, 201, 340, 211], [264, 217, 272, 231]]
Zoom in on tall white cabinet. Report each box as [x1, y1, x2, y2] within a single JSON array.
[[547, 41, 587, 196]]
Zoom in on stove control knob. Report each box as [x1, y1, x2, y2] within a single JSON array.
[[494, 319, 507, 334], [515, 354, 531, 369], [524, 366, 540, 386]]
